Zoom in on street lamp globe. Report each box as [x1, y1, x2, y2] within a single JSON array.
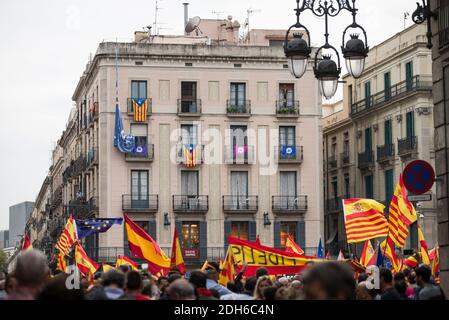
[[284, 33, 311, 79], [315, 55, 341, 99], [342, 34, 368, 79]]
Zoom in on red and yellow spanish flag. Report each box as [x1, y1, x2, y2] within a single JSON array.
[[227, 236, 318, 276], [170, 227, 186, 274], [74, 242, 99, 281], [418, 226, 430, 265], [431, 245, 440, 279], [132, 98, 148, 122], [56, 215, 77, 256], [116, 255, 139, 271], [343, 198, 389, 243], [388, 175, 417, 248], [219, 248, 236, 286], [360, 240, 375, 267], [102, 263, 115, 273], [56, 252, 67, 273], [285, 234, 304, 255], [380, 237, 402, 273], [21, 234, 32, 251], [124, 214, 171, 274], [403, 253, 419, 269]]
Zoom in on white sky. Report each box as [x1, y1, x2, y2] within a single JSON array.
[[0, 0, 416, 230]]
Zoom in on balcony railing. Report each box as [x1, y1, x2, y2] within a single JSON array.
[[177, 99, 202, 116], [398, 136, 418, 156], [226, 100, 251, 117], [125, 143, 154, 162], [176, 144, 204, 165], [62, 154, 87, 182], [50, 185, 63, 210], [86, 148, 98, 168], [328, 155, 338, 169], [272, 196, 307, 214], [326, 198, 343, 213], [340, 151, 350, 166], [224, 145, 255, 164], [172, 195, 209, 213], [275, 100, 300, 117], [377, 144, 395, 163], [222, 195, 258, 213], [274, 146, 303, 163], [122, 194, 158, 213], [127, 98, 152, 116], [440, 26, 449, 47], [88, 102, 99, 127], [66, 196, 98, 220], [357, 150, 374, 170], [351, 76, 432, 116]]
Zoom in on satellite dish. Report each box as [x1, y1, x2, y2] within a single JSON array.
[[185, 16, 202, 34]]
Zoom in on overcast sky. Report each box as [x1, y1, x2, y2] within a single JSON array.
[[0, 0, 415, 230]]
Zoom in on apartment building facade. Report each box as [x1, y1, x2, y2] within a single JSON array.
[[323, 24, 437, 255], [27, 23, 324, 266]]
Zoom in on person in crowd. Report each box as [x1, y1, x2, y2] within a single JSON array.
[[167, 273, 182, 284], [38, 273, 84, 300], [274, 286, 298, 300], [277, 277, 289, 287], [226, 281, 239, 293], [415, 264, 445, 300], [394, 279, 410, 300], [221, 276, 256, 300], [255, 267, 269, 279], [262, 286, 278, 300], [7, 250, 50, 300], [121, 270, 150, 300], [290, 279, 304, 299], [356, 282, 373, 300], [253, 275, 274, 300], [166, 279, 195, 300], [379, 268, 400, 300], [204, 262, 232, 297], [86, 270, 125, 300], [357, 273, 368, 283], [394, 272, 415, 299], [157, 276, 169, 296], [188, 270, 217, 300], [141, 283, 154, 300], [302, 261, 356, 300]]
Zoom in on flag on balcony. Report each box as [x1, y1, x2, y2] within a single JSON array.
[[387, 175, 417, 248], [170, 227, 186, 274], [131, 141, 148, 157], [285, 234, 304, 255], [114, 105, 136, 153], [56, 215, 77, 256], [281, 145, 296, 157], [74, 242, 99, 282], [56, 252, 67, 273], [343, 198, 389, 243], [219, 248, 236, 287], [116, 255, 138, 271], [21, 234, 32, 251], [380, 237, 403, 273], [418, 225, 430, 265], [233, 145, 248, 156], [75, 218, 123, 240], [183, 144, 197, 167], [132, 98, 148, 122], [360, 240, 375, 267], [124, 214, 171, 274]]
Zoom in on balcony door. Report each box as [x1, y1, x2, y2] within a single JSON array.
[[406, 111, 415, 139], [131, 80, 147, 99], [181, 171, 199, 209], [279, 83, 294, 108], [384, 119, 392, 146], [131, 170, 149, 209], [230, 83, 246, 108], [364, 127, 372, 154], [405, 62, 414, 91], [279, 126, 296, 146], [181, 81, 197, 113], [231, 171, 248, 209], [384, 72, 391, 101], [231, 125, 248, 162], [181, 124, 198, 146], [280, 172, 297, 209]]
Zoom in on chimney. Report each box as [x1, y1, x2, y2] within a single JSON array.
[[183, 3, 189, 35]]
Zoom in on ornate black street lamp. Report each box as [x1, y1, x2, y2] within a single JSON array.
[[284, 0, 369, 99], [412, 0, 437, 49]]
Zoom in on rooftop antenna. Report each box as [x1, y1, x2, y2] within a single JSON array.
[[185, 16, 202, 36], [404, 12, 410, 29], [245, 8, 261, 43], [153, 0, 165, 35]]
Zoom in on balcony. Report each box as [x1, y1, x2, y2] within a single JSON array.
[[326, 198, 343, 213], [125, 143, 154, 162], [351, 75, 432, 116], [176, 144, 204, 166], [440, 26, 449, 47], [275, 100, 300, 117], [340, 151, 351, 166], [86, 147, 98, 169], [377, 144, 395, 163], [328, 155, 338, 170], [172, 195, 209, 213], [127, 98, 152, 117], [67, 196, 98, 220], [177, 99, 202, 116], [122, 194, 158, 213], [357, 150, 374, 170], [88, 102, 99, 128], [48, 217, 65, 238], [226, 100, 251, 117], [84, 247, 125, 264], [272, 196, 307, 214], [224, 145, 255, 164], [222, 196, 258, 213], [398, 136, 418, 157], [50, 185, 63, 210], [274, 146, 303, 164]]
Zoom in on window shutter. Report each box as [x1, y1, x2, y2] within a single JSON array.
[[148, 220, 157, 242], [249, 221, 257, 242], [175, 221, 183, 246], [123, 224, 130, 257], [297, 221, 306, 249], [199, 221, 207, 262], [224, 221, 232, 249], [274, 222, 281, 249]]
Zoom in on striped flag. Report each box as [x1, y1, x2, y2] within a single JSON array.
[[219, 248, 236, 287], [343, 198, 389, 243], [170, 227, 186, 273], [403, 253, 419, 269], [56, 252, 67, 273], [387, 175, 417, 248], [360, 240, 375, 267], [431, 245, 440, 279], [284, 234, 304, 255], [132, 98, 148, 122], [74, 242, 99, 282], [56, 215, 77, 256], [418, 225, 430, 265], [380, 237, 403, 273], [102, 263, 115, 272], [116, 255, 139, 271]]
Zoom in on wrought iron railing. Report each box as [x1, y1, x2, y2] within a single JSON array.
[[86, 148, 98, 168], [274, 145, 303, 163], [172, 195, 209, 213], [377, 143, 395, 162], [328, 155, 338, 169], [222, 196, 258, 213], [272, 196, 307, 213], [398, 136, 418, 156], [357, 150, 374, 169], [340, 151, 350, 166], [176, 144, 204, 165], [177, 99, 202, 115], [226, 100, 251, 116], [326, 198, 343, 213], [127, 98, 152, 115], [125, 143, 154, 161], [223, 145, 255, 164], [275, 100, 300, 116], [122, 194, 158, 212]]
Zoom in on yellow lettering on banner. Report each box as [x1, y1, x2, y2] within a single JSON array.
[[230, 245, 311, 267]]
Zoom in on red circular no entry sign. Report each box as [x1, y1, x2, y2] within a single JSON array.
[[402, 160, 435, 195]]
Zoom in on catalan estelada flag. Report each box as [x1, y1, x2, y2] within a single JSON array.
[[380, 237, 402, 273], [74, 242, 99, 281], [170, 227, 186, 274], [387, 175, 417, 248], [116, 255, 138, 271], [343, 198, 389, 243], [132, 98, 148, 122], [418, 225, 430, 265], [56, 252, 67, 273], [360, 240, 375, 267], [183, 144, 198, 167], [124, 214, 171, 274], [21, 234, 32, 251], [284, 234, 304, 255], [56, 215, 77, 256]]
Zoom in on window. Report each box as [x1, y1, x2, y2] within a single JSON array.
[[230, 83, 246, 107], [279, 126, 296, 146], [279, 83, 295, 107], [181, 171, 198, 196], [348, 85, 353, 107], [365, 175, 374, 199], [181, 222, 200, 248], [406, 111, 415, 139], [180, 81, 198, 113], [131, 170, 148, 208], [343, 132, 349, 154], [231, 171, 248, 197], [405, 62, 413, 91], [344, 174, 350, 198], [280, 172, 297, 209], [181, 124, 198, 146], [331, 137, 337, 157], [231, 125, 248, 161], [439, 1, 449, 46], [365, 127, 372, 153], [384, 72, 391, 100], [331, 176, 338, 199], [131, 80, 147, 99], [385, 169, 394, 206], [231, 222, 249, 240], [280, 222, 297, 248], [384, 119, 392, 145], [130, 124, 148, 157], [364, 81, 371, 108], [135, 221, 150, 234]]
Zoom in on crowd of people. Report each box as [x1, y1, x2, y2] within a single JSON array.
[[0, 250, 445, 300]]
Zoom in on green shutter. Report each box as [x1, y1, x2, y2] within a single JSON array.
[[249, 221, 257, 242], [384, 72, 391, 100], [364, 81, 371, 107], [274, 222, 281, 249], [406, 111, 415, 138], [365, 127, 372, 152], [148, 220, 157, 242], [365, 175, 374, 199], [384, 120, 392, 145], [297, 221, 306, 249], [406, 62, 413, 90], [385, 170, 394, 206], [175, 221, 183, 246]]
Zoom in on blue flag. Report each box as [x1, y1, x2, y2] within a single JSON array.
[[75, 218, 123, 240], [281, 145, 296, 156], [316, 237, 323, 258], [114, 105, 136, 153], [375, 244, 384, 267]]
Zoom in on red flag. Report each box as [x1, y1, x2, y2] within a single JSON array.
[[325, 249, 331, 260], [21, 234, 32, 251], [170, 227, 186, 274]]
